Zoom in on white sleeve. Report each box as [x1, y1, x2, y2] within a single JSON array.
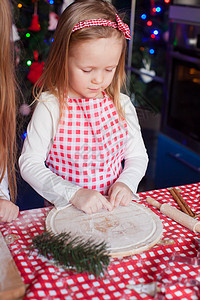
[[19, 93, 81, 209], [115, 94, 149, 196], [0, 169, 10, 201]]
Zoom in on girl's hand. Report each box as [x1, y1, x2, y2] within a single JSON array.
[[0, 199, 19, 223], [70, 188, 113, 214], [108, 182, 133, 208]]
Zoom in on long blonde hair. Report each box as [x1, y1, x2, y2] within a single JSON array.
[[35, 0, 127, 118], [0, 0, 17, 202]]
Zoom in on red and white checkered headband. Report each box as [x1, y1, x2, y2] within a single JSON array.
[[72, 14, 131, 40]]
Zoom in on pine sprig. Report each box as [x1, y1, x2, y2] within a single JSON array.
[[29, 230, 110, 278]]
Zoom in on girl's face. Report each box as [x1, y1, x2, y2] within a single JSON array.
[[68, 36, 123, 99]]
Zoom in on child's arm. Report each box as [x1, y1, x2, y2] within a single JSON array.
[[108, 94, 148, 207], [0, 169, 10, 201], [0, 171, 19, 223], [19, 93, 82, 209]]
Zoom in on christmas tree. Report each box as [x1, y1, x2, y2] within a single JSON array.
[[113, 0, 170, 113], [130, 0, 170, 113], [13, 0, 63, 141]]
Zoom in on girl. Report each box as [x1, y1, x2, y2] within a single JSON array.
[[19, 0, 148, 214], [0, 0, 19, 222]]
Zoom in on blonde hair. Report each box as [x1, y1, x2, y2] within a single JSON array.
[[35, 0, 127, 118], [0, 0, 17, 202]]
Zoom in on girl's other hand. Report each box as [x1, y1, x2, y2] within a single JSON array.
[[0, 199, 19, 223], [108, 182, 133, 208], [70, 188, 113, 214]]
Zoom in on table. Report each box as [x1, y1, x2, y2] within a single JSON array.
[[1, 183, 200, 300]]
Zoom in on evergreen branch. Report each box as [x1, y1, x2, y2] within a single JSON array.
[[29, 230, 110, 278]]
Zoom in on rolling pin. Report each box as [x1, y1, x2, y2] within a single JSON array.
[[146, 197, 200, 234]]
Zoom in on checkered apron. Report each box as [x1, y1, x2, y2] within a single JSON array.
[[46, 95, 128, 195]]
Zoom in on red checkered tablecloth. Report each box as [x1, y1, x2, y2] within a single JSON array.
[[1, 183, 200, 299]]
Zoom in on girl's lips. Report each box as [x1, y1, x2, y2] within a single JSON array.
[[89, 88, 99, 92]]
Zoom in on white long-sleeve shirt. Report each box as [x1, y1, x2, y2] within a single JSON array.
[[0, 170, 10, 201], [19, 92, 148, 208]]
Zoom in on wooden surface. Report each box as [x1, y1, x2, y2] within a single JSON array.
[[0, 232, 25, 300], [46, 202, 163, 257]]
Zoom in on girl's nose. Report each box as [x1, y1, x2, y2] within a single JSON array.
[[91, 71, 103, 84]]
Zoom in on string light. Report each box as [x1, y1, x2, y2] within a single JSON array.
[[153, 30, 159, 35], [18, 3, 22, 8], [156, 7, 162, 13], [141, 14, 147, 20], [152, 6, 162, 14], [147, 20, 152, 26], [27, 60, 32, 66], [22, 131, 27, 140], [26, 33, 31, 38], [149, 49, 155, 54]]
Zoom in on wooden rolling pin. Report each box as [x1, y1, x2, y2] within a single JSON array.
[[146, 197, 200, 233]]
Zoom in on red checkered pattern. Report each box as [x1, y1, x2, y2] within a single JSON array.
[[46, 96, 128, 195], [1, 183, 200, 299], [72, 14, 132, 40]]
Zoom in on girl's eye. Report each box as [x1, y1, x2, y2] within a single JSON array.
[[106, 68, 115, 72], [82, 69, 92, 73]]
